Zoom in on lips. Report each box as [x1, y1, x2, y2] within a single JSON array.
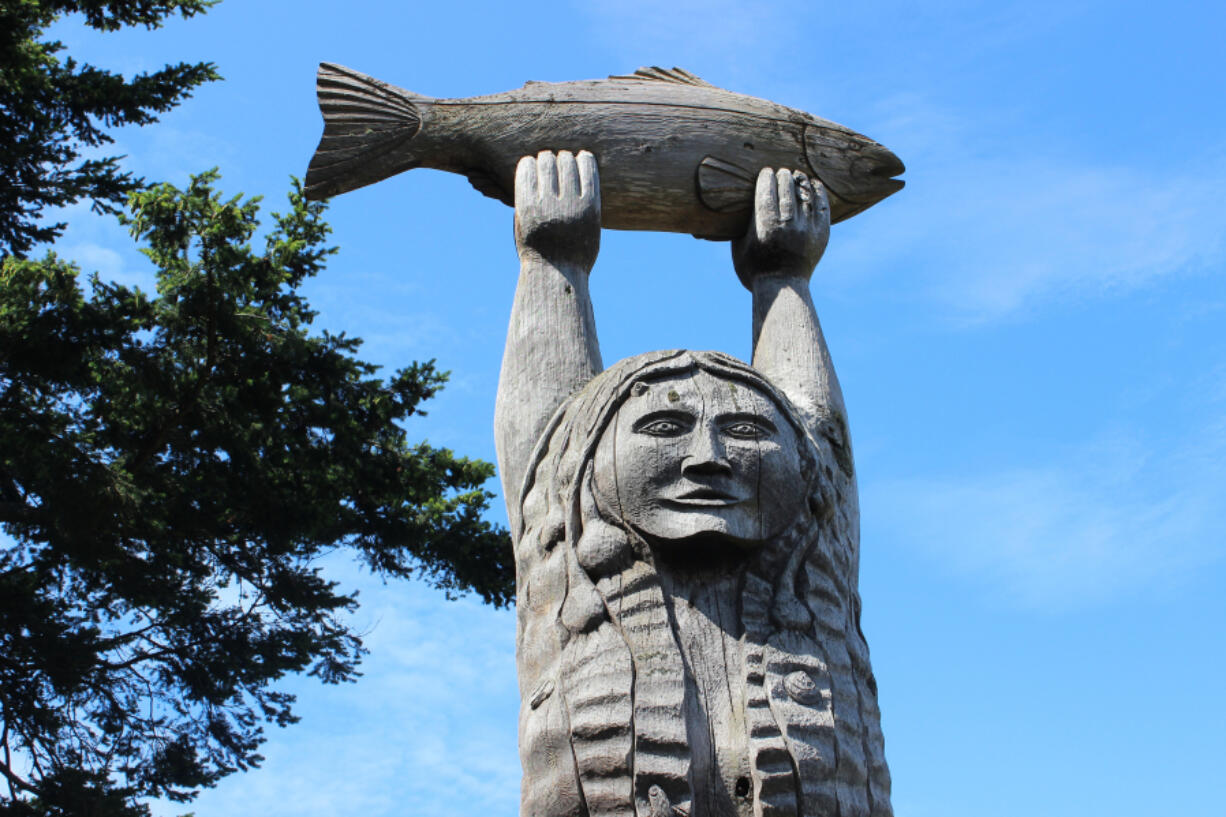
[[664, 486, 743, 507]]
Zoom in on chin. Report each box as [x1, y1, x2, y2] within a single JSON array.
[[636, 515, 768, 566]]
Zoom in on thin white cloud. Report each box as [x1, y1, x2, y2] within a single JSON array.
[[142, 127, 238, 185], [63, 241, 158, 291], [836, 94, 1226, 323], [869, 421, 1226, 607], [153, 569, 521, 817], [576, 0, 796, 81], [932, 160, 1224, 323], [35, 198, 156, 291]]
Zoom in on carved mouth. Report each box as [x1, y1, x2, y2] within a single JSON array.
[[666, 487, 741, 507]]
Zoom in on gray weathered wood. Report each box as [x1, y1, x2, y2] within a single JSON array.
[[303, 64, 905, 239], [498, 153, 893, 817], [494, 150, 603, 524]]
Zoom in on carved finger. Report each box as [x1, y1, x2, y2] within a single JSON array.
[[536, 150, 559, 198], [754, 167, 779, 232], [557, 150, 581, 202], [776, 167, 796, 224], [515, 155, 538, 208], [793, 171, 815, 217], [812, 177, 830, 219], [576, 150, 599, 202]]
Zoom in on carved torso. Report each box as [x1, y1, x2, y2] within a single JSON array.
[[661, 565, 752, 817]]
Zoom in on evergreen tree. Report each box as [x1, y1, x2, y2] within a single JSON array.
[[0, 0, 219, 257], [0, 171, 514, 816], [0, 3, 515, 814]]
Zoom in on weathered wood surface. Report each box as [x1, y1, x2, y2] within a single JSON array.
[[497, 152, 893, 816], [304, 65, 905, 239]]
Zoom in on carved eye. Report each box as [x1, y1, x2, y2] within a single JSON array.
[[724, 420, 769, 440], [637, 417, 688, 437]]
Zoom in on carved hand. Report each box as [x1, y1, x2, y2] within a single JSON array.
[[732, 167, 830, 288], [514, 150, 601, 272]]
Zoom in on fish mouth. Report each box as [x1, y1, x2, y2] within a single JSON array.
[[860, 143, 906, 179], [851, 144, 906, 194]]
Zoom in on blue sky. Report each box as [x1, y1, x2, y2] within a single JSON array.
[[48, 0, 1225, 814]]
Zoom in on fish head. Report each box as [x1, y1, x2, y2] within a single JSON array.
[[802, 121, 905, 222]]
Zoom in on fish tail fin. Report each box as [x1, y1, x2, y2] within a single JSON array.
[[304, 63, 430, 200]]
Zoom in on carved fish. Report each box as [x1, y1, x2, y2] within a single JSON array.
[[304, 64, 905, 239]]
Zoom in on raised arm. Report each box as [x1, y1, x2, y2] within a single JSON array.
[[495, 150, 603, 519], [732, 168, 851, 458]]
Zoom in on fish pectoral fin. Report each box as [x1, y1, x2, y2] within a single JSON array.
[[609, 66, 716, 87], [696, 155, 755, 214], [464, 168, 512, 206]]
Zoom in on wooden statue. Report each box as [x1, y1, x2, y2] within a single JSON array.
[[496, 151, 892, 817], [303, 64, 904, 238], [302, 67, 898, 814]]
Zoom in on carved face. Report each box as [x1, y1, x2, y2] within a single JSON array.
[[593, 370, 806, 548]]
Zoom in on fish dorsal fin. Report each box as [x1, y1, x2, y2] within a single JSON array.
[[609, 66, 715, 87]]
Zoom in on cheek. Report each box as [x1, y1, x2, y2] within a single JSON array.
[[612, 437, 681, 499], [753, 446, 804, 505], [727, 444, 765, 482]]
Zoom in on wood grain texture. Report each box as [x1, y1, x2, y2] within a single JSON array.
[[304, 64, 905, 238]]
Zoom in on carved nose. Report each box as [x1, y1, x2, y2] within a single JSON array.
[[681, 428, 731, 476]]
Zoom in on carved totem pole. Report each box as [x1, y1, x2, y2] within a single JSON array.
[[305, 64, 904, 817]]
